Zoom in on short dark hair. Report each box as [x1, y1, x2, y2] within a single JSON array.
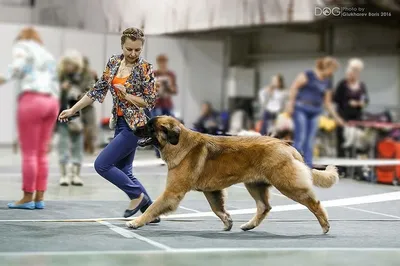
[[121, 27, 145, 46]]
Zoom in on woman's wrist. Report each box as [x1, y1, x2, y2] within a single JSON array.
[[71, 105, 80, 114], [125, 94, 146, 108]]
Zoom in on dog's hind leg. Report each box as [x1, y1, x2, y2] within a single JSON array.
[[204, 190, 233, 231], [276, 186, 330, 234], [240, 182, 272, 231]]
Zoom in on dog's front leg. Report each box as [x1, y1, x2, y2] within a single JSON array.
[[126, 189, 187, 229]]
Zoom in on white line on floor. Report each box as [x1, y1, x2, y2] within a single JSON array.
[[97, 221, 173, 251], [1, 218, 399, 223], [315, 157, 400, 166], [75, 157, 400, 168], [179, 206, 201, 213], [232, 185, 286, 198], [1, 247, 400, 256], [162, 190, 400, 219], [0, 172, 166, 177], [2, 191, 400, 223], [83, 158, 165, 168], [342, 206, 400, 219]]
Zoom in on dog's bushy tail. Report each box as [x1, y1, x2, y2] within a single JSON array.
[[311, 165, 339, 188]]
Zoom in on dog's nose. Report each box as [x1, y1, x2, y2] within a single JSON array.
[[132, 126, 141, 135], [133, 125, 148, 136]]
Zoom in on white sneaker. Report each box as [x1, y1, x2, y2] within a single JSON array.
[[71, 175, 84, 186], [59, 176, 70, 186]]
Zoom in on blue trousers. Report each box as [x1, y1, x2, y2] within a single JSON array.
[[293, 106, 320, 168], [94, 117, 150, 200]]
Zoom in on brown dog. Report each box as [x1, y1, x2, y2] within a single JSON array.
[[127, 116, 339, 234]]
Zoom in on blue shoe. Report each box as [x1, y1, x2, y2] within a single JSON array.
[[7, 201, 35, 210], [35, 201, 45, 209], [124, 195, 151, 218]]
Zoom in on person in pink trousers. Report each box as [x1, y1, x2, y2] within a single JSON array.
[[0, 27, 60, 210]]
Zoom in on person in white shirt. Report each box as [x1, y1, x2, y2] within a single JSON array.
[[0, 27, 60, 210], [258, 74, 288, 135]]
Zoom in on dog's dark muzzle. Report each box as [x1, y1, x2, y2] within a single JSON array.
[[133, 125, 151, 138], [134, 125, 158, 147]]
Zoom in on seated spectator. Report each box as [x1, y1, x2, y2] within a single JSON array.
[[228, 100, 253, 135], [194, 102, 220, 135]]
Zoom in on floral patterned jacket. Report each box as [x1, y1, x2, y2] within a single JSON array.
[[86, 54, 157, 130]]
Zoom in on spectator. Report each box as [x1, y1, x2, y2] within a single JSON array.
[[81, 56, 98, 155], [153, 54, 177, 117], [0, 27, 59, 210], [286, 56, 345, 168], [57, 50, 88, 186], [152, 54, 177, 158], [194, 102, 220, 135], [258, 74, 288, 135], [334, 58, 368, 159]]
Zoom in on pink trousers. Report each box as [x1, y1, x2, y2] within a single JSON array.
[[17, 92, 59, 193]]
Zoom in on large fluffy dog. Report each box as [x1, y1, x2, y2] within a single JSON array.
[[127, 116, 339, 233]]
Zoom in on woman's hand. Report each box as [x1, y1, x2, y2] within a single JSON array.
[[349, 100, 358, 107], [285, 101, 295, 117], [114, 84, 127, 97], [336, 117, 346, 127], [114, 84, 148, 108], [58, 108, 76, 123], [61, 81, 70, 90]]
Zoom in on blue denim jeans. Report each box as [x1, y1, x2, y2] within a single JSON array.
[[94, 117, 150, 200], [293, 106, 320, 168]]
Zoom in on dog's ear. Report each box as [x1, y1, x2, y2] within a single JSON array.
[[166, 125, 181, 145]]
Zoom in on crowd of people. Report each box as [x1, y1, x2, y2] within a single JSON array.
[[194, 57, 369, 170], [258, 57, 368, 168]]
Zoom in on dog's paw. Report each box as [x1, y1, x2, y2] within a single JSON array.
[[322, 224, 330, 234], [240, 222, 255, 231], [223, 216, 233, 231], [126, 220, 141, 229]]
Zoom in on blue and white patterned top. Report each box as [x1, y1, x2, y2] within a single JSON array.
[[7, 40, 59, 98]]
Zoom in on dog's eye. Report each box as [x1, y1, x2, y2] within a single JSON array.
[[161, 126, 168, 134]]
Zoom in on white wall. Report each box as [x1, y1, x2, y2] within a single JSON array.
[[0, 23, 225, 144], [145, 36, 225, 126], [184, 39, 225, 125], [0, 6, 32, 24]]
